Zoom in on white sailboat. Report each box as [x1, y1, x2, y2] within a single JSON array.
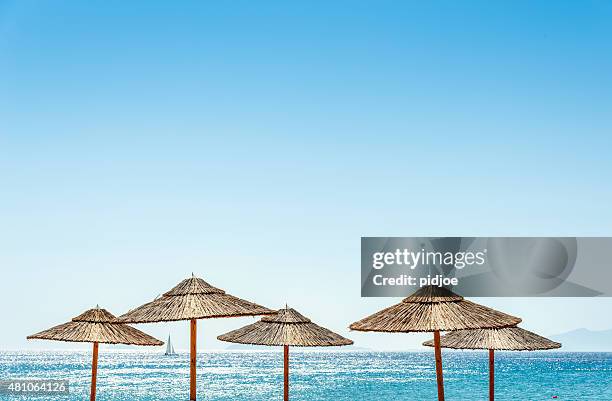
[[165, 334, 176, 355]]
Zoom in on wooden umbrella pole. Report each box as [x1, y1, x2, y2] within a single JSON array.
[[283, 345, 289, 401], [489, 349, 495, 401], [190, 319, 197, 401], [90, 342, 99, 401], [433, 330, 445, 401]]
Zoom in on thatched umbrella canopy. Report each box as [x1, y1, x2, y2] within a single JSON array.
[[117, 275, 273, 401], [218, 306, 353, 400], [423, 326, 561, 401], [27, 306, 162, 401], [422, 326, 561, 351], [350, 286, 521, 401]]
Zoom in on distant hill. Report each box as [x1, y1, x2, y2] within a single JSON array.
[[550, 329, 612, 351]]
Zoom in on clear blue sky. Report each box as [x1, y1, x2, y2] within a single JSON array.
[[1, 1, 611, 351]]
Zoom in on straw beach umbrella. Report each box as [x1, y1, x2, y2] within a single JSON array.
[[349, 286, 521, 401], [27, 306, 162, 401], [116, 274, 273, 400], [423, 326, 561, 401], [218, 306, 353, 401]]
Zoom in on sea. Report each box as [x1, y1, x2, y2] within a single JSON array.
[[0, 350, 610, 401]]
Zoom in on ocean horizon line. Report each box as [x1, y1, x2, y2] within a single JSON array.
[[3, 348, 611, 353]]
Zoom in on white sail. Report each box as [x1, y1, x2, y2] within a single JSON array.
[[165, 335, 176, 355]]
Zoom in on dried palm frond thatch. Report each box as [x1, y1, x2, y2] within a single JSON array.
[[218, 307, 353, 347], [350, 286, 521, 333], [28, 307, 163, 346], [116, 276, 272, 323], [422, 326, 561, 351]]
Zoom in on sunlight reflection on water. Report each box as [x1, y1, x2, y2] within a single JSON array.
[[0, 351, 610, 400]]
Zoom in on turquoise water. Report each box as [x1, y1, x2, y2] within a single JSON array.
[[0, 351, 610, 400]]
